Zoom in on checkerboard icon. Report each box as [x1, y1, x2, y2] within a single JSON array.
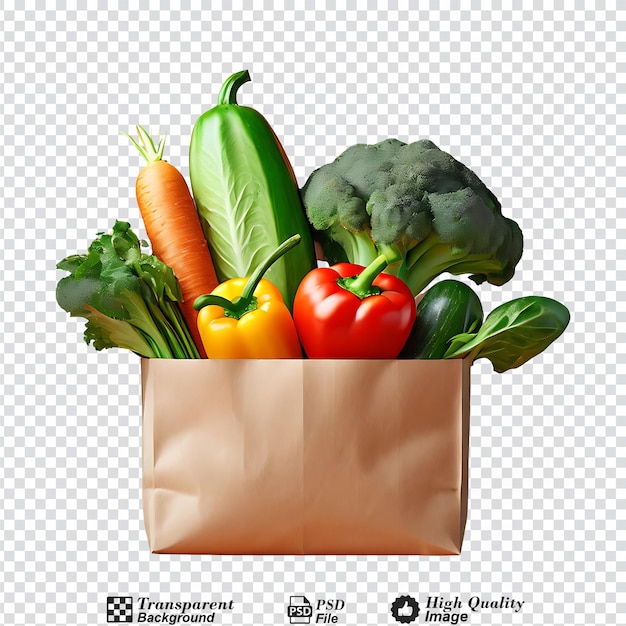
[[107, 597, 133, 623]]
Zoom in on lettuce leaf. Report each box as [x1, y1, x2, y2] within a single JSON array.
[[56, 221, 200, 358]]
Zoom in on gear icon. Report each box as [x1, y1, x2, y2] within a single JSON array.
[[391, 595, 420, 623]]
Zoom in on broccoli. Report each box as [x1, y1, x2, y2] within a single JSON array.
[[301, 138, 523, 295]]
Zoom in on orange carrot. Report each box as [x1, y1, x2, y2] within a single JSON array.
[[125, 125, 218, 358]]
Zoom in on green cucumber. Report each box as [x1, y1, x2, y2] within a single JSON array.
[[399, 279, 483, 360]]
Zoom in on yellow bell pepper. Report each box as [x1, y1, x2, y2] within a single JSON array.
[[194, 235, 303, 359]]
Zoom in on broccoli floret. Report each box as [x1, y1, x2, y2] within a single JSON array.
[[301, 138, 523, 295], [368, 181, 432, 251], [402, 186, 524, 293]]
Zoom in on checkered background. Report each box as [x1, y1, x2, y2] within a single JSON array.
[[1, 2, 623, 625], [107, 597, 133, 623]]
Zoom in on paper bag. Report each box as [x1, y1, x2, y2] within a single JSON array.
[[141, 358, 471, 555]]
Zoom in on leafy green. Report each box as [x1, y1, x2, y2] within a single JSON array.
[[56, 221, 200, 358], [443, 296, 570, 372]]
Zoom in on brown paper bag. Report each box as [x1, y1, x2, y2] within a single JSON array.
[[141, 358, 471, 555]]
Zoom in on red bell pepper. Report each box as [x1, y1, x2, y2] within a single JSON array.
[[293, 253, 416, 359]]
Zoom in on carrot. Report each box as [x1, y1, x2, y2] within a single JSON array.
[[125, 125, 218, 358]]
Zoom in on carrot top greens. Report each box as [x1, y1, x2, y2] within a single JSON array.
[[122, 124, 166, 164]]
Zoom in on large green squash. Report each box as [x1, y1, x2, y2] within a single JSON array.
[[189, 70, 316, 309]]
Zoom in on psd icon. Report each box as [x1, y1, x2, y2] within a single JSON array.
[[287, 595, 313, 624], [391, 595, 420, 624], [107, 597, 133, 623]]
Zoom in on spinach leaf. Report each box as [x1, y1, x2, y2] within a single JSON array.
[[444, 296, 570, 372]]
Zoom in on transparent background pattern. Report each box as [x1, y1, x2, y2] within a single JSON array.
[[1, 2, 623, 625]]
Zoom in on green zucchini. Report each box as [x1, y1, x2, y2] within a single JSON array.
[[399, 279, 483, 359], [189, 70, 316, 310]]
